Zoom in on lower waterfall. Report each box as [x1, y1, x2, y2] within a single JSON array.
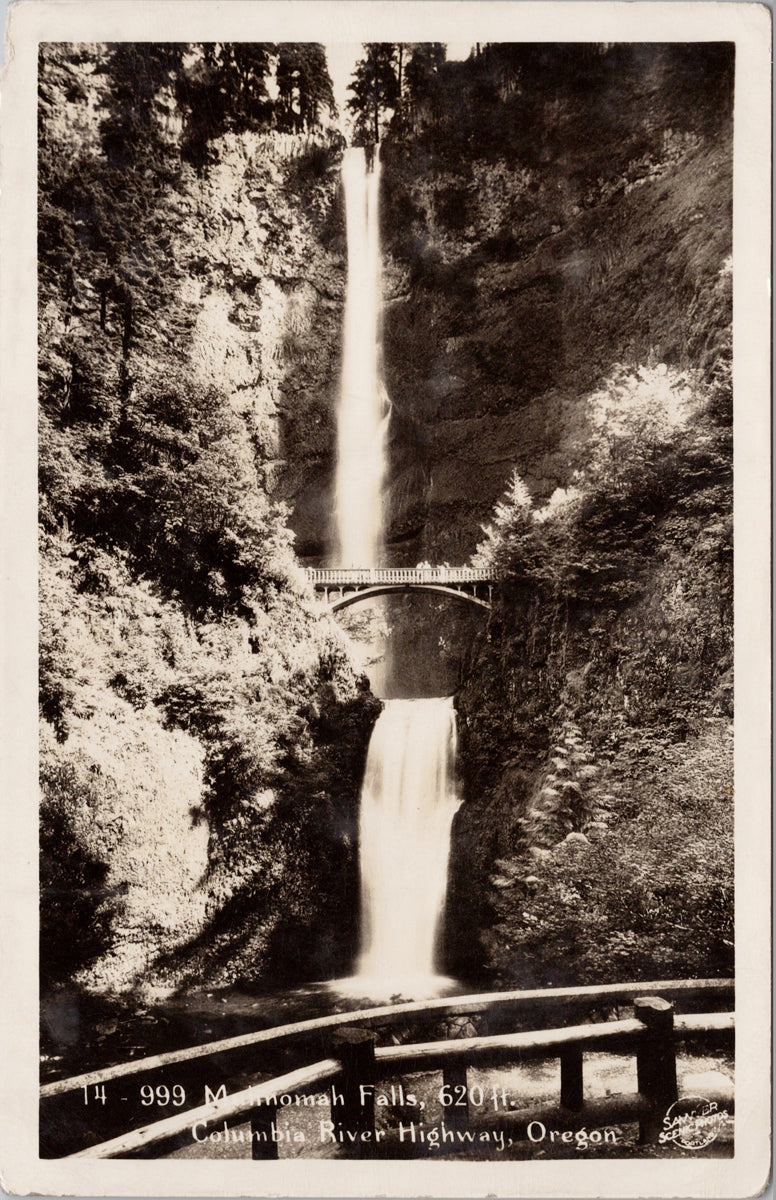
[[352, 697, 461, 995]]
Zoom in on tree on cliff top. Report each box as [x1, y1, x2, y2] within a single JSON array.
[[276, 44, 336, 132], [176, 44, 275, 165], [100, 43, 184, 172], [347, 43, 400, 143], [403, 43, 446, 129]]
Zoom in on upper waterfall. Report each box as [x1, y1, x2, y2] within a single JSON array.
[[334, 145, 390, 567]]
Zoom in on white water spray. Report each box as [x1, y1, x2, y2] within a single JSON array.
[[355, 697, 461, 990], [334, 145, 389, 567]]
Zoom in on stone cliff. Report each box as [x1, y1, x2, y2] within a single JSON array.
[[38, 44, 379, 996], [38, 41, 734, 996]]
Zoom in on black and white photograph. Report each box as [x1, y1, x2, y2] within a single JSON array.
[[0, 1, 770, 1195]]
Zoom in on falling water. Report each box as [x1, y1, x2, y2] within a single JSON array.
[[334, 145, 389, 567], [332, 146, 461, 998], [355, 698, 461, 991]]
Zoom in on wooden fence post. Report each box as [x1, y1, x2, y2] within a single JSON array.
[[560, 1045, 584, 1112], [635, 997, 678, 1142], [443, 1063, 469, 1132], [331, 1028, 376, 1157], [250, 1100, 279, 1160]]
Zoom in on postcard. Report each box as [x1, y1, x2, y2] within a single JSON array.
[[0, 1, 771, 1195]]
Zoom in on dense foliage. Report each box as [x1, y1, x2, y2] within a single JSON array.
[[386, 42, 733, 168], [347, 44, 401, 144], [483, 719, 733, 987], [347, 42, 447, 145], [38, 43, 375, 995], [449, 362, 733, 984], [38, 38, 735, 1002], [375, 42, 737, 988]]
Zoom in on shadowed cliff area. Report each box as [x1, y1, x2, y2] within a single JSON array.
[[364, 44, 733, 986], [376, 43, 732, 564]]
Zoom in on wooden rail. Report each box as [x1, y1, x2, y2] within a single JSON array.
[[42, 978, 733, 1098], [45, 981, 734, 1160], [68, 1060, 341, 1160], [65, 1007, 734, 1160]]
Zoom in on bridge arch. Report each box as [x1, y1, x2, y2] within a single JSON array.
[[305, 567, 500, 614], [328, 583, 491, 612]]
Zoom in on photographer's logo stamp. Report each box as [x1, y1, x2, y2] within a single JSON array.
[[659, 1095, 731, 1150]]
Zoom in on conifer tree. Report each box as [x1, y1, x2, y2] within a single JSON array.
[[404, 42, 446, 125], [473, 469, 532, 568], [347, 43, 400, 143], [100, 43, 184, 171], [276, 43, 336, 131]]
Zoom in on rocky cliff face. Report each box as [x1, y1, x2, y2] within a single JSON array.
[[39, 41, 735, 997], [376, 45, 732, 564], [38, 45, 379, 996], [367, 44, 734, 985]]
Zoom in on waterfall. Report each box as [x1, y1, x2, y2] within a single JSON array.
[[334, 145, 389, 567], [332, 147, 461, 998], [355, 697, 461, 989]]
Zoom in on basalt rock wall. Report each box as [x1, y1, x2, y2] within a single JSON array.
[[365, 44, 734, 986], [376, 45, 732, 565], [38, 41, 735, 996]]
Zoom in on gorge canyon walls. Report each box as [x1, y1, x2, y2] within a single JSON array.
[[38, 42, 734, 996]]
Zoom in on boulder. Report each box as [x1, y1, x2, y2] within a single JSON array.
[[561, 831, 590, 848]]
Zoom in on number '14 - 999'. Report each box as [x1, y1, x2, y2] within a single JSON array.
[[82, 1084, 186, 1106]]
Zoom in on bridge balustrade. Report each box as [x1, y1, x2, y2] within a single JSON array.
[[306, 567, 501, 586]]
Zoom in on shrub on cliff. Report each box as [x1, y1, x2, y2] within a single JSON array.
[[39, 528, 379, 991], [42, 338, 295, 617], [454, 359, 732, 985], [473, 364, 730, 606], [485, 721, 733, 987], [38, 44, 376, 993], [40, 758, 116, 987]]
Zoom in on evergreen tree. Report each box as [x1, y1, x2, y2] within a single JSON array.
[[176, 43, 275, 166], [276, 44, 336, 132], [473, 469, 533, 568], [100, 43, 184, 171], [404, 42, 446, 123], [224, 43, 275, 128], [347, 43, 400, 143], [494, 468, 532, 525]]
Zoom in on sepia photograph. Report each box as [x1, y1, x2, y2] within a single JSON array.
[[0, 1, 770, 1195]]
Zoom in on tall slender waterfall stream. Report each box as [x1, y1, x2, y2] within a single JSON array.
[[333, 147, 460, 997], [334, 146, 389, 568]]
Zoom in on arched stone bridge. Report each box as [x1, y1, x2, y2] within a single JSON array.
[[305, 567, 500, 612]]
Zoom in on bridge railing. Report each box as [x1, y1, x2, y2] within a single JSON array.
[[43, 979, 734, 1159], [306, 567, 500, 586]]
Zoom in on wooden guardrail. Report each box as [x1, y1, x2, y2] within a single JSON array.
[[66, 1005, 734, 1160], [42, 980, 734, 1159], [42, 978, 733, 1099]]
